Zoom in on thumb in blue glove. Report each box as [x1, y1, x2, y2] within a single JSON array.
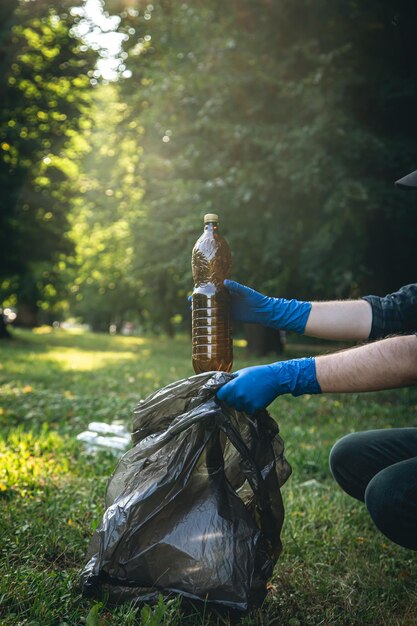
[[216, 358, 321, 414], [223, 280, 312, 333]]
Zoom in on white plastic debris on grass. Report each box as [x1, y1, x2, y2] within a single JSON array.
[[299, 479, 327, 489], [77, 421, 131, 455]]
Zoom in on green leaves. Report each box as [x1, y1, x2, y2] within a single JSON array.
[[0, 1, 97, 324], [86, 602, 105, 626], [3, 0, 417, 332], [104, 0, 417, 322]]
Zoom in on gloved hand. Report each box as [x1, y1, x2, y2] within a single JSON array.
[[216, 358, 321, 413], [224, 280, 312, 333]]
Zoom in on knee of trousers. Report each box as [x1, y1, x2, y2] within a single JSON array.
[[365, 469, 416, 550], [329, 432, 365, 500]]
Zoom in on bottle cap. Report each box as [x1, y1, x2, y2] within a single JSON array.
[[204, 213, 219, 224]]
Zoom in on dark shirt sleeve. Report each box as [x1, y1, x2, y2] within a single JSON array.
[[362, 284, 417, 339]]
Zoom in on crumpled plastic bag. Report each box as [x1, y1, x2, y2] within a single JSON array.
[[81, 371, 291, 613]]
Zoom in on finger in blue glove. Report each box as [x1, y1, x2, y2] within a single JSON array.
[[216, 358, 321, 414]]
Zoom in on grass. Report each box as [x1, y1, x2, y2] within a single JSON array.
[[1, 328, 417, 625]]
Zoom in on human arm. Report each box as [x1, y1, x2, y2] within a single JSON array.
[[223, 281, 417, 342], [316, 334, 417, 392], [305, 299, 372, 340], [223, 280, 371, 340], [217, 335, 417, 413]]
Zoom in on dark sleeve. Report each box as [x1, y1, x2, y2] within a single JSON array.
[[362, 284, 417, 339]]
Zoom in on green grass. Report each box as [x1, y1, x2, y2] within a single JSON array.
[[1, 328, 417, 625]]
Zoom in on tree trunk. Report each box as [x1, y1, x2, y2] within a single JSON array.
[[164, 315, 175, 338], [244, 324, 285, 357], [15, 302, 39, 328], [0, 314, 12, 339]]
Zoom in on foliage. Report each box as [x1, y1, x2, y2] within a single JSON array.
[[2, 0, 417, 331], [100, 0, 417, 333], [67, 83, 144, 332], [0, 0, 97, 325], [1, 328, 417, 624]]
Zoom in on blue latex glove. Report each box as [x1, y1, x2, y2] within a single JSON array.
[[223, 280, 312, 333], [216, 358, 321, 413]]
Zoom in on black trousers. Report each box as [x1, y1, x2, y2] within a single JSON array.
[[329, 428, 417, 550]]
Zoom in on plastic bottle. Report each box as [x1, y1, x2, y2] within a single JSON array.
[[192, 214, 233, 374]]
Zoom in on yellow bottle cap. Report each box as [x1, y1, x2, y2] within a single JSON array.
[[204, 213, 219, 224]]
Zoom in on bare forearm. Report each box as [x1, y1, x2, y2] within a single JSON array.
[[315, 335, 417, 393], [305, 299, 372, 341]]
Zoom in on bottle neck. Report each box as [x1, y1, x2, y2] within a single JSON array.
[[204, 222, 218, 233]]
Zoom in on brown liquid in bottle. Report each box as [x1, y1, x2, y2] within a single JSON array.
[[192, 214, 233, 374]]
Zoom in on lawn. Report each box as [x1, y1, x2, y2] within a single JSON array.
[[1, 328, 417, 626]]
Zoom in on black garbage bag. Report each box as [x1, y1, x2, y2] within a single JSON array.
[[81, 371, 291, 613]]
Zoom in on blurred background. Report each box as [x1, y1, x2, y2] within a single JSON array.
[[1, 0, 417, 339]]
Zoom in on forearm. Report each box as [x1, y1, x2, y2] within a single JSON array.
[[304, 299, 372, 341], [315, 335, 417, 393]]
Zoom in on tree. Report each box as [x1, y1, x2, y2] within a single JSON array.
[[0, 0, 97, 327], [67, 84, 144, 332], [105, 0, 417, 334]]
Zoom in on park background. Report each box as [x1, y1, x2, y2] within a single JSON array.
[[1, 1, 417, 625]]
